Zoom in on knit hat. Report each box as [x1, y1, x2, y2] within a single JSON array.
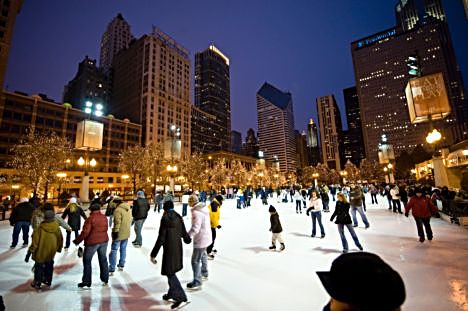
[[44, 210, 55, 221], [215, 195, 223, 203], [137, 190, 145, 198], [89, 203, 101, 211], [268, 205, 276, 213], [112, 195, 123, 202], [317, 252, 405, 311], [69, 197, 77, 204], [188, 194, 199, 206], [163, 200, 174, 211]]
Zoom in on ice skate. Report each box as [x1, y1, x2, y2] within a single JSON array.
[[268, 244, 276, 250], [187, 281, 202, 290], [171, 299, 191, 309], [279, 243, 285, 252]]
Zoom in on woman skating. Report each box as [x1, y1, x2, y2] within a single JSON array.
[[306, 191, 325, 238], [330, 192, 363, 253], [61, 197, 87, 250]]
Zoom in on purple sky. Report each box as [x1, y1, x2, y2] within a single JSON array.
[[6, 0, 468, 137]]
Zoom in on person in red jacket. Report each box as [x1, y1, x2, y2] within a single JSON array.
[[405, 188, 438, 243], [73, 203, 109, 288]]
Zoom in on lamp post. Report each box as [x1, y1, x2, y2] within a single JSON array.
[[77, 156, 97, 203], [166, 164, 178, 192], [312, 173, 319, 187], [340, 171, 348, 185], [56, 172, 67, 205]]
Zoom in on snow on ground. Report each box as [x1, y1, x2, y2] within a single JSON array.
[[0, 194, 467, 310]]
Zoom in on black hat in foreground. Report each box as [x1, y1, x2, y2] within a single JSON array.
[[268, 205, 276, 213], [317, 252, 405, 311]]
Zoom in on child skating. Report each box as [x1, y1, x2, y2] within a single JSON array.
[[268, 205, 285, 251]]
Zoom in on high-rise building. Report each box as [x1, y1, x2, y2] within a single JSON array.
[[343, 86, 365, 165], [112, 28, 191, 156], [242, 128, 259, 158], [191, 105, 217, 154], [317, 95, 343, 170], [0, 0, 23, 89], [231, 130, 242, 154], [464, 0, 468, 19], [194, 45, 231, 151], [306, 118, 321, 166], [395, 0, 445, 31], [257, 82, 296, 172], [295, 130, 309, 168], [352, 17, 465, 161], [99, 13, 133, 72], [63, 56, 109, 109]]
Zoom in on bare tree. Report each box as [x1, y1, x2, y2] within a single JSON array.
[[180, 152, 209, 191], [210, 159, 227, 191], [143, 142, 165, 195], [119, 145, 146, 194]]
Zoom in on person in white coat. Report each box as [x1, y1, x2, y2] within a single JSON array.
[[293, 189, 303, 214], [306, 191, 325, 238], [186, 194, 212, 290]]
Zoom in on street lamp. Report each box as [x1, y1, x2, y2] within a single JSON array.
[[340, 171, 348, 185], [312, 172, 319, 187], [56, 172, 67, 203], [166, 164, 178, 192], [84, 100, 104, 117], [426, 128, 442, 144]]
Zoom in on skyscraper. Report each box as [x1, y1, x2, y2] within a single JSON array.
[[343, 86, 365, 165], [230, 130, 242, 154], [317, 95, 343, 170], [242, 128, 259, 158], [464, 0, 468, 19], [191, 105, 217, 154], [194, 45, 231, 151], [99, 13, 133, 72], [257, 82, 296, 172], [0, 0, 23, 89], [306, 118, 321, 166], [112, 28, 191, 155], [295, 130, 309, 169], [395, 0, 445, 31]]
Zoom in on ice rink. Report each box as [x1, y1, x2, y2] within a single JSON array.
[[0, 195, 467, 311]]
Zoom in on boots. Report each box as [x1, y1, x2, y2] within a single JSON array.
[[279, 243, 285, 251], [269, 243, 276, 250]]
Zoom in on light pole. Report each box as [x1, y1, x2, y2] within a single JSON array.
[[56, 172, 67, 205], [121, 174, 129, 199], [340, 171, 348, 185], [77, 156, 97, 202], [312, 173, 319, 187], [166, 164, 178, 192]]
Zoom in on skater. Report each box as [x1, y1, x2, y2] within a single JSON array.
[[61, 197, 87, 250], [181, 190, 190, 217], [320, 186, 330, 212], [108, 196, 132, 275], [150, 201, 191, 309], [105, 195, 116, 227], [306, 191, 325, 238], [370, 184, 379, 204], [9, 197, 34, 248], [294, 189, 303, 213], [268, 205, 285, 251], [390, 185, 402, 213], [32, 203, 72, 233], [26, 210, 63, 290], [186, 194, 211, 290], [405, 188, 438, 243], [207, 195, 223, 259], [261, 188, 268, 205], [317, 252, 406, 311], [330, 185, 337, 202], [154, 191, 163, 212], [349, 185, 370, 229], [132, 190, 150, 247], [330, 192, 363, 253], [73, 203, 109, 288]]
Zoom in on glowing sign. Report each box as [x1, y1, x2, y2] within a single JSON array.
[[209, 45, 230, 65], [356, 29, 397, 48]]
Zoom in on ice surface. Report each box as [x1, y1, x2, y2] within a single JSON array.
[[0, 194, 467, 310]]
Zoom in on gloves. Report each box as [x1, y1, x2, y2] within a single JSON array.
[[25, 250, 32, 263], [217, 225, 222, 229], [306, 212, 309, 216], [72, 239, 78, 245], [111, 232, 119, 240], [150, 257, 157, 264], [77, 247, 83, 258], [183, 236, 192, 244], [405, 213, 409, 218]]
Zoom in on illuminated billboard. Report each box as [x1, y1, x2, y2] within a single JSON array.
[[378, 144, 395, 164], [75, 120, 104, 151], [405, 72, 451, 124]]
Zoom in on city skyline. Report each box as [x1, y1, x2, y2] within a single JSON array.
[[5, 0, 468, 135]]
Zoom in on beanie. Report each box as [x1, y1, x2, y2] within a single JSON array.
[[44, 210, 55, 221], [269, 205, 276, 213]]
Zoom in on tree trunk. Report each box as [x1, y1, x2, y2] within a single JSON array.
[[44, 181, 49, 203], [132, 175, 136, 195]]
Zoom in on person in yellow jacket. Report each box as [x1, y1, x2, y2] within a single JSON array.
[[108, 196, 132, 275], [207, 195, 223, 259]]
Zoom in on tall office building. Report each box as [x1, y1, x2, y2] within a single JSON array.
[[99, 13, 133, 72], [317, 95, 343, 170], [395, 0, 445, 31], [257, 82, 296, 172], [343, 86, 365, 165], [63, 56, 109, 109], [0, 0, 23, 89], [194, 45, 231, 151], [191, 105, 217, 154], [231, 130, 242, 154], [306, 118, 321, 166], [352, 14, 465, 161], [242, 128, 259, 158], [464, 0, 468, 19], [295, 130, 309, 168], [112, 27, 191, 156]]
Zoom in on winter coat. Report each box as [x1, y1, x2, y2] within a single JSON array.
[[150, 210, 191, 276], [74, 210, 109, 246], [132, 198, 149, 220], [400, 189, 408, 203], [181, 194, 190, 204], [61, 203, 87, 231], [307, 198, 323, 214], [293, 191, 302, 201], [162, 193, 174, 204], [9, 202, 34, 225], [32, 208, 71, 231], [270, 212, 283, 233], [112, 202, 132, 241], [349, 188, 363, 206], [390, 187, 400, 200], [29, 220, 63, 263], [188, 202, 212, 248], [330, 201, 352, 225], [320, 191, 330, 202], [209, 199, 222, 228], [405, 196, 437, 218]]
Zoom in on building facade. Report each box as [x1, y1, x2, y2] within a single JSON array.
[[343, 86, 365, 165], [242, 128, 259, 158], [99, 13, 134, 72], [306, 118, 321, 166], [194, 45, 231, 151], [317, 95, 343, 170], [230, 130, 242, 154], [257, 82, 296, 172], [351, 19, 466, 161], [112, 28, 191, 156], [63, 56, 109, 110], [191, 105, 217, 154], [395, 0, 445, 32], [295, 130, 309, 168]]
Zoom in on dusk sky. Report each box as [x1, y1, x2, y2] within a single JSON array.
[[6, 0, 468, 136]]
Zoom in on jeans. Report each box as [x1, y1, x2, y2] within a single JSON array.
[[371, 193, 378, 204], [272, 233, 284, 244], [351, 205, 370, 227], [133, 219, 145, 245], [65, 230, 79, 248], [108, 215, 113, 227], [167, 274, 187, 302], [34, 260, 54, 285], [392, 200, 402, 213], [322, 200, 329, 211], [182, 204, 188, 217], [207, 228, 217, 254], [109, 239, 128, 272], [337, 224, 362, 251], [82, 242, 109, 284], [295, 200, 302, 212], [311, 211, 325, 236], [191, 247, 208, 284], [11, 221, 30, 247], [414, 217, 433, 240]]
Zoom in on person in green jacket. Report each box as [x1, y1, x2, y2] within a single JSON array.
[[26, 209, 63, 290], [108, 196, 132, 275]]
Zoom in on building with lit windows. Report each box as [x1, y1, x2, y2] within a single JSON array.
[[295, 130, 309, 168], [191, 105, 218, 154], [317, 95, 343, 170], [343, 86, 365, 165], [306, 118, 321, 166], [464, 0, 468, 19], [242, 128, 259, 158], [257, 82, 296, 172], [194, 45, 231, 152], [112, 27, 191, 155], [395, 0, 445, 31], [230, 130, 242, 154]]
